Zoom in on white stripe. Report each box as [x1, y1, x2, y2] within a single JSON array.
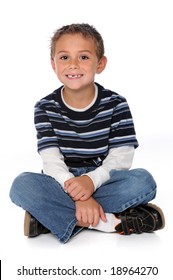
[[61, 146, 108, 153], [54, 127, 109, 137]]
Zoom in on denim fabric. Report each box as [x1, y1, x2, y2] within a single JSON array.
[[9, 167, 156, 243]]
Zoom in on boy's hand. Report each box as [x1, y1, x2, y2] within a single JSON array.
[[75, 197, 107, 227], [64, 175, 94, 201]]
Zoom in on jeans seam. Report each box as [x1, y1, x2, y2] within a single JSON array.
[[59, 219, 79, 243], [115, 188, 156, 213]]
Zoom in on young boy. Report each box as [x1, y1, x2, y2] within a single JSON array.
[[9, 23, 165, 243]]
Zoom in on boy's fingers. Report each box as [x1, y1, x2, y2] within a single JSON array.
[[79, 193, 90, 201], [69, 188, 81, 199], [76, 209, 82, 222], [99, 206, 107, 222], [72, 193, 84, 201], [66, 183, 79, 194], [92, 213, 100, 227]]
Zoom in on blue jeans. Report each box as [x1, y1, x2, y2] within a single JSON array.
[[9, 167, 156, 243]]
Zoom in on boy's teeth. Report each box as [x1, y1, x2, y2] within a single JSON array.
[[68, 74, 81, 78]]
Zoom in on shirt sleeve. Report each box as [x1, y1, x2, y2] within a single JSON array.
[[39, 147, 74, 188], [83, 146, 135, 191]]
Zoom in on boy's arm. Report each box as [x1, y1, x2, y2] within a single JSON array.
[[39, 147, 74, 187], [84, 145, 135, 191], [65, 146, 135, 201], [40, 146, 134, 199]]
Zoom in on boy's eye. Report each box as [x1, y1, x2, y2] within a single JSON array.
[[60, 55, 68, 60], [80, 55, 89, 60]]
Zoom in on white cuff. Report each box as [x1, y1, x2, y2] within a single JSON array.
[[39, 147, 74, 188], [83, 146, 135, 190]]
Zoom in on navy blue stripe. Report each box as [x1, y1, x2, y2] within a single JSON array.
[[34, 83, 138, 166]]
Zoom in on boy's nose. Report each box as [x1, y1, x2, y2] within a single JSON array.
[[69, 58, 79, 69]]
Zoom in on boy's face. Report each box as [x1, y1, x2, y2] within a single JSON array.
[[51, 33, 107, 91]]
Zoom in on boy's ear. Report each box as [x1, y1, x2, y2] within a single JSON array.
[[96, 56, 107, 74], [51, 59, 56, 72]]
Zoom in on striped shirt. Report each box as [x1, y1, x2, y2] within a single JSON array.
[[34, 83, 138, 167]]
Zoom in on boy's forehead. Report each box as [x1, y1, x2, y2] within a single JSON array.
[[55, 33, 96, 51]]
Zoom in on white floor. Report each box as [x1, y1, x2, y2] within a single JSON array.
[[1, 133, 172, 280]]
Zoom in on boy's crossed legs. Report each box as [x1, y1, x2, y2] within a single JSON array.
[[9, 168, 165, 243]]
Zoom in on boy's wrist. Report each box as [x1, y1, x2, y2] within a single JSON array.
[[82, 167, 110, 191]]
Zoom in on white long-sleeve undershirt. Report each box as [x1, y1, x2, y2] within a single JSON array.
[[40, 146, 135, 191]]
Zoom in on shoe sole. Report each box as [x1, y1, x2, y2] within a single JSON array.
[[147, 203, 165, 230], [24, 211, 31, 236]]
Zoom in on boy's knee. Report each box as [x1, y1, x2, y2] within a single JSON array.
[[132, 168, 157, 192], [9, 172, 33, 199]]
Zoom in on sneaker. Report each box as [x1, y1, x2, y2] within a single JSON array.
[[115, 203, 165, 235], [24, 211, 50, 237]]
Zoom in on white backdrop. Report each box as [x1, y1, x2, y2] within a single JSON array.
[[0, 0, 173, 279]]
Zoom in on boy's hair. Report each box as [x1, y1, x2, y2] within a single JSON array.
[[50, 23, 105, 60]]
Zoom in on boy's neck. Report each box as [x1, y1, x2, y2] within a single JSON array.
[[62, 83, 96, 109]]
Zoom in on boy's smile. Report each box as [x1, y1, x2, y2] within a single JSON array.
[[66, 74, 83, 79]]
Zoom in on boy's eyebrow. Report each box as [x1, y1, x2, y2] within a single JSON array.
[[57, 50, 93, 54]]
